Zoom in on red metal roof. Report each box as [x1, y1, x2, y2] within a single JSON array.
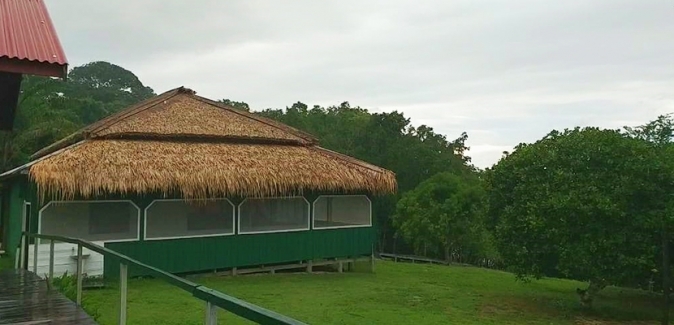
[[0, 0, 68, 78]]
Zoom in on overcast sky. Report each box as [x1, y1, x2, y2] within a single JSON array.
[[46, 0, 674, 168]]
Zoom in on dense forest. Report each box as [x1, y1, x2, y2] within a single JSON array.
[[6, 61, 674, 309]]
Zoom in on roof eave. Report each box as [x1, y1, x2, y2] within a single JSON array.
[[2, 140, 85, 181], [0, 56, 67, 79], [30, 132, 84, 160]]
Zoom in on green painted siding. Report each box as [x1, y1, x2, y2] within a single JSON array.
[[5, 179, 26, 258], [105, 227, 374, 277], [4, 178, 377, 276]]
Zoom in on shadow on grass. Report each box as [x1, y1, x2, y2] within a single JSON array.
[[480, 289, 667, 324]]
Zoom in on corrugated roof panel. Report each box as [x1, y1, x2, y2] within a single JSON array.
[[0, 0, 67, 67]]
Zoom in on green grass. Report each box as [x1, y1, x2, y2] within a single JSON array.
[[78, 261, 666, 325], [0, 255, 13, 271]]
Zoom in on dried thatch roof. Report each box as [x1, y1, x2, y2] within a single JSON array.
[[20, 87, 396, 200]]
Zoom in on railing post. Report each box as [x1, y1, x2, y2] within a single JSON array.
[[32, 235, 38, 274], [76, 243, 83, 306], [49, 240, 55, 280], [205, 301, 217, 325], [119, 262, 128, 325]]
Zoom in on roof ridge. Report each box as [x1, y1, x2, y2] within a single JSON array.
[[95, 133, 308, 146]]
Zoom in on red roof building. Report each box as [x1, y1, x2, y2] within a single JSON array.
[[0, 0, 68, 78], [0, 0, 68, 130]]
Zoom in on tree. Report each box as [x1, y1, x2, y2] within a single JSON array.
[[625, 114, 674, 325], [394, 172, 488, 262], [0, 61, 156, 170], [488, 127, 668, 308], [67, 61, 154, 104], [218, 99, 250, 111], [208, 98, 478, 255]]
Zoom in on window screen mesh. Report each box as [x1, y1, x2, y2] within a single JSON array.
[[41, 201, 139, 241], [146, 200, 234, 239], [239, 197, 309, 233], [313, 196, 371, 228]]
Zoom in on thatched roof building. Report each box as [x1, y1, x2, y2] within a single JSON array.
[[10, 87, 396, 200]]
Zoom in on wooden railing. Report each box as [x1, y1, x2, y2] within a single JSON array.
[[20, 232, 308, 325]]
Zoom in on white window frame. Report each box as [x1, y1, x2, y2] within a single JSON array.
[[144, 198, 236, 241], [38, 200, 141, 243], [312, 195, 372, 230], [237, 196, 311, 235]]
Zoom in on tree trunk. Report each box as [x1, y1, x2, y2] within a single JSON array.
[[576, 279, 606, 309], [444, 246, 451, 263], [662, 225, 670, 325]]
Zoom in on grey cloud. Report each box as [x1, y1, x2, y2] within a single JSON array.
[[46, 0, 674, 168]]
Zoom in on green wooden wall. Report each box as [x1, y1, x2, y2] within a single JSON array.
[[105, 227, 374, 277], [1, 176, 39, 258], [4, 179, 24, 257], [1, 176, 377, 275]]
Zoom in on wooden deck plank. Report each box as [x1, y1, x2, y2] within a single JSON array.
[[0, 269, 97, 325]]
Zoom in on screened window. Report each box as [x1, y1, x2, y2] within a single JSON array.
[[40, 201, 139, 242], [89, 203, 130, 234], [313, 196, 371, 229], [239, 197, 309, 233], [145, 199, 234, 239]]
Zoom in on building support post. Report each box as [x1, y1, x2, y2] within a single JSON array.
[[119, 263, 128, 325], [306, 260, 313, 273], [205, 301, 217, 325], [20, 234, 26, 270], [76, 243, 83, 306], [338, 261, 343, 273], [49, 240, 54, 280], [32, 236, 38, 273], [370, 245, 376, 273], [231, 267, 237, 276]]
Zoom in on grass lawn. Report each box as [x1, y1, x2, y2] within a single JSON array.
[[0, 255, 13, 271], [77, 261, 666, 325]]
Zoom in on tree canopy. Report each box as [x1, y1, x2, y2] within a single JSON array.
[[0, 62, 156, 170], [487, 127, 671, 300], [394, 172, 495, 264]]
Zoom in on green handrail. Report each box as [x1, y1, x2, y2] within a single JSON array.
[[23, 232, 308, 325]]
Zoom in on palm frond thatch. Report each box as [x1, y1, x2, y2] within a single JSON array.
[[23, 87, 397, 200], [29, 139, 396, 200]]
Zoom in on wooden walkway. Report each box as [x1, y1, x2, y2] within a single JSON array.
[[0, 269, 97, 325]]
